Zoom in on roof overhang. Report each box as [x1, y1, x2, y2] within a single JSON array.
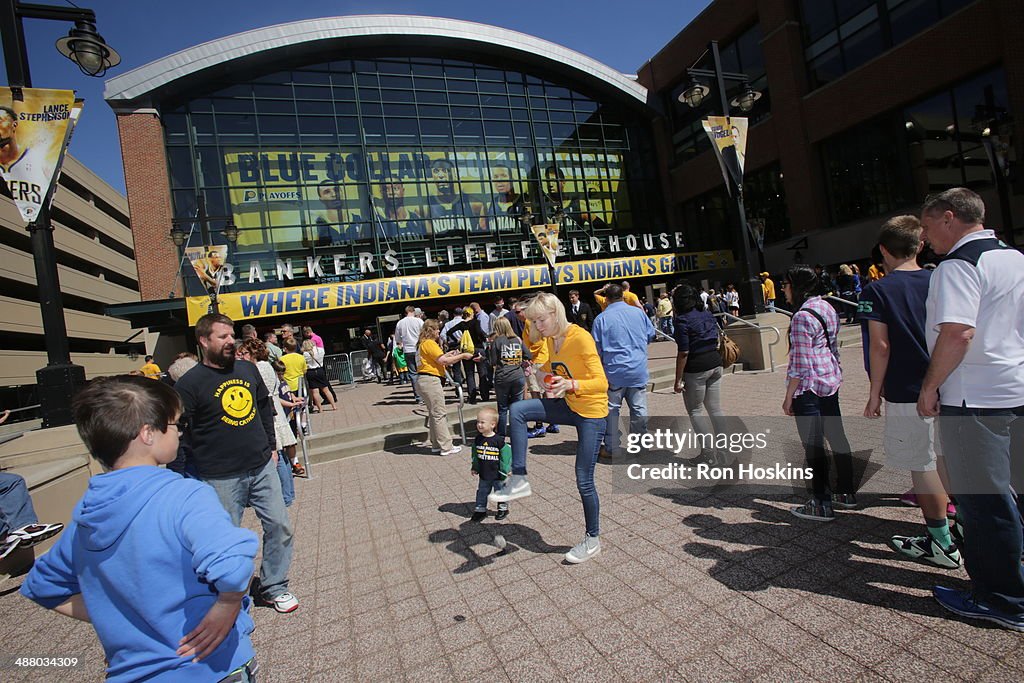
[[104, 15, 648, 107], [106, 298, 189, 331]]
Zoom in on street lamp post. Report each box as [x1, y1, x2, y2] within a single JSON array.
[[0, 0, 120, 428], [679, 40, 764, 316]]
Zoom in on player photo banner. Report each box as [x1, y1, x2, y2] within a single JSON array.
[[702, 116, 748, 191], [185, 244, 231, 298], [532, 223, 560, 268], [0, 87, 78, 224]]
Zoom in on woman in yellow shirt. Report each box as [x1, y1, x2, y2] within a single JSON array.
[[417, 319, 473, 456], [490, 292, 609, 564]]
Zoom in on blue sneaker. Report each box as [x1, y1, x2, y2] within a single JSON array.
[[527, 426, 547, 439], [546, 424, 560, 434], [933, 586, 1024, 632]]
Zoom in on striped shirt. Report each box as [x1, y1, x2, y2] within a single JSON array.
[[787, 297, 842, 398]]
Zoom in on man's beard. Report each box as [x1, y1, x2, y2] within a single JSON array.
[[208, 345, 235, 368]]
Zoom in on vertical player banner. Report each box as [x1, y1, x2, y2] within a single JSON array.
[[186, 244, 232, 297], [531, 223, 560, 268], [0, 87, 79, 224], [702, 116, 748, 192]]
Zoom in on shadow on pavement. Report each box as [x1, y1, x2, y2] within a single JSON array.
[[653, 491, 971, 621], [429, 502, 571, 573]]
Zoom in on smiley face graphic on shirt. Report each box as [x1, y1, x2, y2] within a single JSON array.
[[222, 385, 253, 419]]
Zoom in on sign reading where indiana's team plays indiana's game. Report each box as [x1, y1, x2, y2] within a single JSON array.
[[185, 251, 735, 324], [0, 87, 81, 224]]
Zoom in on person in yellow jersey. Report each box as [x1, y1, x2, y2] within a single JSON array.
[[416, 319, 473, 456], [490, 292, 609, 564], [279, 338, 307, 393], [759, 272, 777, 312], [140, 355, 161, 380], [593, 281, 643, 311]]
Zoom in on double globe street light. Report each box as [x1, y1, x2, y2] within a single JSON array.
[[678, 40, 764, 316], [1, 0, 120, 427]]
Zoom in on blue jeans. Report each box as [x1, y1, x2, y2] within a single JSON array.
[[204, 458, 293, 600], [791, 391, 854, 501], [275, 452, 295, 507], [494, 376, 526, 437], [605, 385, 648, 453], [659, 317, 674, 335], [509, 398, 606, 537], [405, 351, 420, 399], [0, 473, 37, 538], [939, 403, 1024, 615], [475, 478, 509, 512]]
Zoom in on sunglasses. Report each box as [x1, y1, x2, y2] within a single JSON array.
[[173, 416, 189, 434]]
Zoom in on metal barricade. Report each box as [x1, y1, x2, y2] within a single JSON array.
[[348, 349, 373, 381], [323, 353, 354, 385]]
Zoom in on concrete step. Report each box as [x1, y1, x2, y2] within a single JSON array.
[[0, 424, 89, 471]]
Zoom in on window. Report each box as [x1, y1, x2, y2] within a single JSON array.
[[800, 0, 980, 90]]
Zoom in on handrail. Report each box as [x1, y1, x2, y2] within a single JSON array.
[[445, 367, 467, 447], [295, 375, 312, 477], [824, 294, 859, 308], [714, 312, 782, 373]]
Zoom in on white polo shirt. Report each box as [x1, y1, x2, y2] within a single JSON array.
[[394, 315, 424, 354], [925, 229, 1024, 408]]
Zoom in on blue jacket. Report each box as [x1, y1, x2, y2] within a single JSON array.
[[21, 466, 257, 682], [591, 300, 657, 388]]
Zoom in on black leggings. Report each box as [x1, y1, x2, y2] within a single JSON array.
[[791, 390, 854, 500]]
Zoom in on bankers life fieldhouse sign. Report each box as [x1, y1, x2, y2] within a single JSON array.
[[185, 250, 734, 324]]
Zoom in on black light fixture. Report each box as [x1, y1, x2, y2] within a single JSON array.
[[222, 219, 239, 243], [679, 79, 710, 109], [55, 19, 120, 77], [170, 224, 187, 246], [730, 83, 762, 113]]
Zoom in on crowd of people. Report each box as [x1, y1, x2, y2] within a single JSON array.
[[4, 187, 1019, 680]]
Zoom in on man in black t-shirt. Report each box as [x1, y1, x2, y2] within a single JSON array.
[[175, 313, 298, 614]]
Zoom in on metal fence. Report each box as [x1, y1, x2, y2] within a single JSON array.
[[323, 353, 354, 385]]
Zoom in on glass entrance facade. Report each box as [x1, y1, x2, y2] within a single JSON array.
[[160, 55, 665, 297]]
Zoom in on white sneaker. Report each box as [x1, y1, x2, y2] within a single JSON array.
[[440, 445, 462, 456], [270, 592, 299, 613], [488, 474, 531, 503], [565, 536, 601, 564]]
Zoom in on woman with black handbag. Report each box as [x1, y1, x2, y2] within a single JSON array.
[[672, 283, 727, 464]]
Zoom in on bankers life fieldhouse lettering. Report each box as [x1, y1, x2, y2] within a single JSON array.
[[185, 251, 735, 324]]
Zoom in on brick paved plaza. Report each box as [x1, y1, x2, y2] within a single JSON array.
[[2, 342, 1022, 682]]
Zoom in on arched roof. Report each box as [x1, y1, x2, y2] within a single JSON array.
[[103, 15, 648, 105]]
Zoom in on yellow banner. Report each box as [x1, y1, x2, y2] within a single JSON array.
[[0, 87, 78, 224], [223, 148, 624, 248], [186, 251, 735, 324]]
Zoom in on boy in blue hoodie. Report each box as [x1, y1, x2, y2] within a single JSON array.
[[21, 375, 260, 682]]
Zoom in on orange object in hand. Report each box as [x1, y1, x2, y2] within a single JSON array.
[[543, 373, 557, 388]]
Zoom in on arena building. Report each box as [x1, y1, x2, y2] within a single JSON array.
[[104, 15, 734, 352]]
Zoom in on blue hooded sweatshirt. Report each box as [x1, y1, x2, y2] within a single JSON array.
[[21, 466, 257, 681]]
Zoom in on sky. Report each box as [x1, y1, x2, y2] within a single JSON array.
[[4, 0, 712, 194]]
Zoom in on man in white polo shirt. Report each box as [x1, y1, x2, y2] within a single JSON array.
[[395, 305, 425, 404], [917, 187, 1024, 632]]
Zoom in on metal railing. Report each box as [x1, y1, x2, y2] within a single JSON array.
[[445, 367, 467, 446], [294, 375, 312, 477], [323, 353, 354, 385], [714, 312, 782, 373]]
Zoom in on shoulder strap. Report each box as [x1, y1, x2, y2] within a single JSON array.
[[802, 307, 838, 358]]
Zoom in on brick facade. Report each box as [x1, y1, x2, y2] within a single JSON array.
[[115, 110, 180, 301], [637, 0, 1023, 255]]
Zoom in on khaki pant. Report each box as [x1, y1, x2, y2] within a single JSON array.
[[419, 374, 453, 451]]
